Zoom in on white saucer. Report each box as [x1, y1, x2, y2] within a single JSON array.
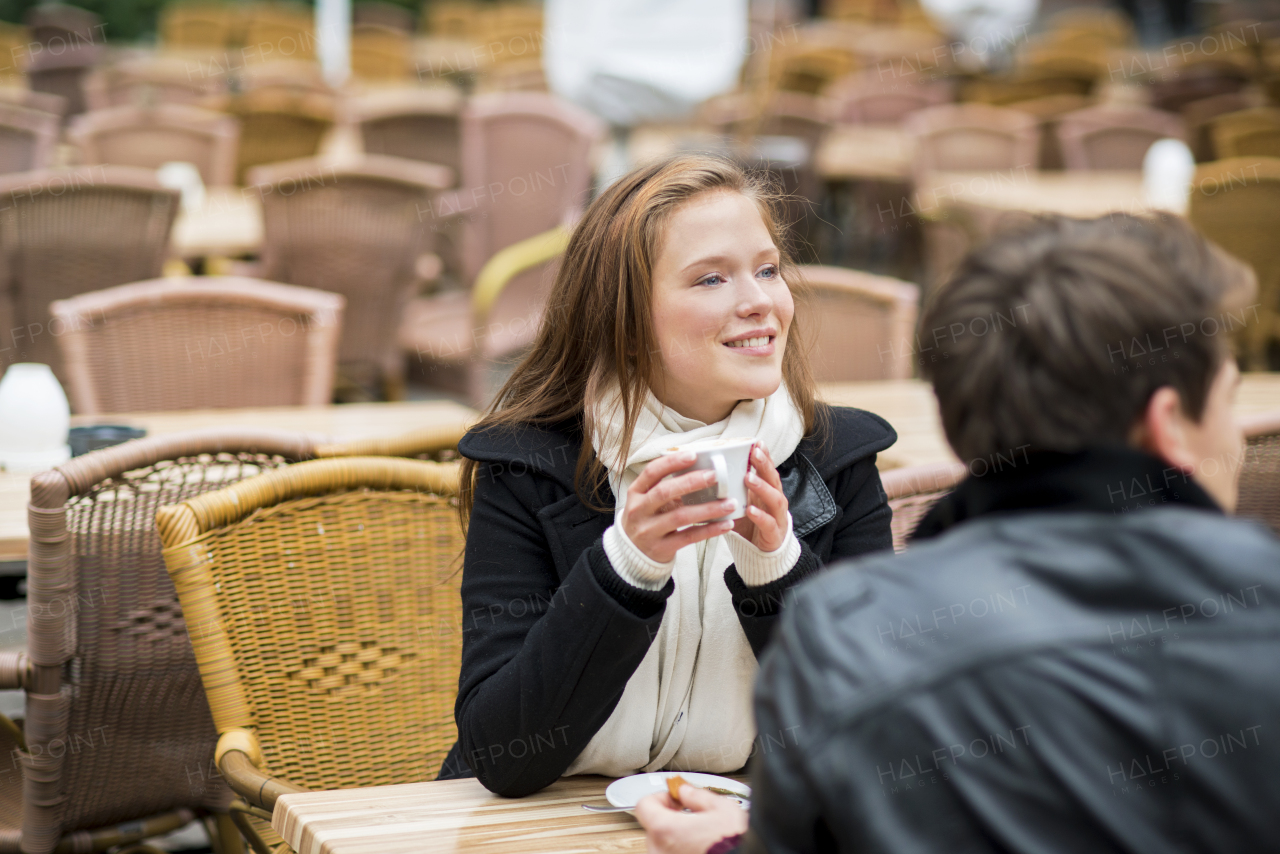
[[605, 772, 751, 811]]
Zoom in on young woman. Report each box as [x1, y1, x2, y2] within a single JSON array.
[[438, 155, 897, 796]]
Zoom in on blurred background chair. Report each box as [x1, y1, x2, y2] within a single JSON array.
[[0, 23, 29, 87], [905, 103, 1040, 177], [240, 2, 315, 63], [0, 103, 58, 174], [881, 461, 967, 553], [793, 265, 919, 381], [222, 87, 335, 185], [350, 22, 412, 81], [0, 166, 180, 379], [353, 1, 415, 32], [443, 92, 604, 285], [1210, 107, 1280, 159], [24, 2, 101, 49], [83, 57, 229, 111], [51, 277, 343, 414], [402, 224, 567, 407], [23, 4, 104, 119], [0, 88, 65, 119], [156, 456, 464, 854], [69, 104, 240, 186], [347, 87, 462, 176], [1149, 58, 1253, 114], [159, 0, 240, 50], [12, 429, 323, 854], [248, 155, 452, 401], [1183, 92, 1261, 161], [1187, 157, 1280, 371], [1237, 411, 1280, 536], [1055, 104, 1187, 171], [824, 72, 952, 125]]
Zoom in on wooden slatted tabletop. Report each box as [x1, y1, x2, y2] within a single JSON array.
[[273, 774, 744, 854]]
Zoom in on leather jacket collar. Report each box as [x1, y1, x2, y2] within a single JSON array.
[[914, 446, 1222, 541]]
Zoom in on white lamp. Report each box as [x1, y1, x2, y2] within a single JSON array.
[[0, 363, 70, 472]]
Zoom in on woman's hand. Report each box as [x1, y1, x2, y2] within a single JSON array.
[[622, 451, 738, 564], [732, 444, 790, 552], [635, 785, 748, 854]]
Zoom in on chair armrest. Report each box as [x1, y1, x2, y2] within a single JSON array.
[[216, 728, 307, 811], [471, 225, 571, 322], [0, 651, 29, 690]]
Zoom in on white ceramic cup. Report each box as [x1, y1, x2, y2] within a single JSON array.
[[660, 438, 755, 521]]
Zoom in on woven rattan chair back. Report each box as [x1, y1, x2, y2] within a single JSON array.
[[0, 23, 29, 87], [160, 2, 240, 49], [69, 105, 240, 186], [1055, 104, 1187, 170], [905, 103, 1040, 178], [0, 89, 65, 119], [824, 72, 952, 125], [1210, 107, 1280, 160], [249, 156, 451, 396], [349, 88, 462, 176], [1182, 93, 1258, 161], [0, 103, 57, 174], [228, 89, 335, 185], [456, 92, 603, 283], [350, 23, 412, 80], [240, 3, 315, 62], [353, 1, 414, 31], [20, 430, 318, 854], [51, 277, 343, 414], [1237, 412, 1280, 536], [156, 457, 464, 798], [0, 166, 180, 379], [882, 461, 966, 552], [83, 59, 230, 112], [1187, 157, 1280, 370], [795, 265, 919, 381]]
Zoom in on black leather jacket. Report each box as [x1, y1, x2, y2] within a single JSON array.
[[744, 447, 1280, 853], [438, 405, 896, 795]]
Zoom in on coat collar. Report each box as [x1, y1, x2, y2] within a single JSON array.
[[913, 446, 1222, 541]]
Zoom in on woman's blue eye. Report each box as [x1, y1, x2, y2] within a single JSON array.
[[758, 265, 778, 279], [699, 274, 724, 287]]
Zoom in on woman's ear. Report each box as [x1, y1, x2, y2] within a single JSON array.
[[1133, 386, 1196, 473]]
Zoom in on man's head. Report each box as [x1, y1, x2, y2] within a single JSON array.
[[920, 214, 1257, 510]]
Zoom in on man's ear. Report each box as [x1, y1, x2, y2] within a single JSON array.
[[1134, 386, 1196, 472]]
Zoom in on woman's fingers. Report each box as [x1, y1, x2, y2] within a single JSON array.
[[630, 451, 697, 495], [751, 445, 783, 490]]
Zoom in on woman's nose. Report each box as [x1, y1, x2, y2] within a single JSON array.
[[736, 276, 773, 316]]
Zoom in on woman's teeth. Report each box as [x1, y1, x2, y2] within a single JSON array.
[[726, 336, 770, 348]]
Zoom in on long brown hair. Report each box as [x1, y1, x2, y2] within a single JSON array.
[[459, 154, 824, 529]]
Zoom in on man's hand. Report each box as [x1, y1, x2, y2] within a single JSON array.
[[635, 784, 749, 854]]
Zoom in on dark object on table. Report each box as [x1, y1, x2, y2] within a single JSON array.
[[69, 425, 146, 456]]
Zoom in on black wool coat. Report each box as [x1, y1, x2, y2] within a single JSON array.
[[437, 404, 897, 796]]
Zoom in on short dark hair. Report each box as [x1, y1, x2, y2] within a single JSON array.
[[920, 214, 1256, 463]]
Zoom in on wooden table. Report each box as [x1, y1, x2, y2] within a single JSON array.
[[815, 125, 914, 182], [0, 400, 476, 561], [819, 373, 1280, 472], [914, 169, 1187, 219], [170, 186, 264, 259], [273, 774, 743, 854]]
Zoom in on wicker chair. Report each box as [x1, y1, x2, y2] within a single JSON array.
[[224, 88, 335, 186], [0, 88, 65, 119], [83, 58, 230, 112], [1187, 158, 1280, 370], [0, 166, 180, 379], [1, 430, 322, 854], [904, 103, 1040, 178], [1055, 104, 1187, 171], [1238, 411, 1280, 536], [26, 44, 102, 119], [68, 104, 240, 186], [0, 23, 29, 87], [824, 72, 952, 125], [248, 155, 452, 400], [160, 1, 240, 49], [347, 87, 462, 176], [442, 92, 603, 284], [1183, 92, 1259, 162], [240, 3, 315, 62], [882, 461, 967, 552], [402, 224, 568, 406], [1209, 107, 1280, 160], [156, 456, 464, 854], [794, 264, 919, 382], [353, 1, 415, 31], [23, 4, 102, 118], [350, 23, 413, 81], [0, 103, 58, 174], [1150, 59, 1252, 114], [50, 277, 343, 414]]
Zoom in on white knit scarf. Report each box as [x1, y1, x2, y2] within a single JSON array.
[[564, 380, 804, 777]]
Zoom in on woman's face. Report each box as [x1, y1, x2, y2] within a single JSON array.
[[649, 190, 793, 424]]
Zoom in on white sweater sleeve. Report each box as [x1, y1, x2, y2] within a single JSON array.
[[603, 523, 676, 591], [724, 512, 802, 587]]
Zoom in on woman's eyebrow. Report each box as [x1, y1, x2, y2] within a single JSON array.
[[680, 247, 779, 274]]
